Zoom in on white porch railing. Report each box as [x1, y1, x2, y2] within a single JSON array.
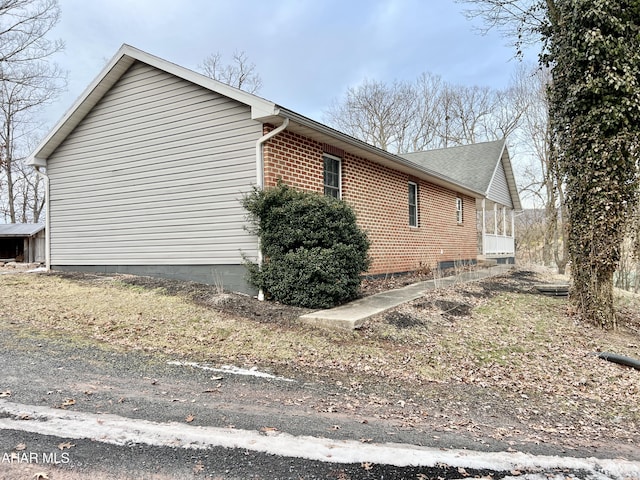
[[483, 234, 515, 256]]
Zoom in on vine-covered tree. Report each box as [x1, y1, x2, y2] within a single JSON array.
[[543, 0, 640, 329], [461, 0, 640, 329]]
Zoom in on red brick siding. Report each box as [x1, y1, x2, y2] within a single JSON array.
[[262, 126, 477, 275]]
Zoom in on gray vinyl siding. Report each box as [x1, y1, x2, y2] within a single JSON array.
[[486, 161, 513, 208], [47, 61, 262, 265]]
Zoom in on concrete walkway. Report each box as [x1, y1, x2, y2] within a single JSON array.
[[300, 264, 513, 330]]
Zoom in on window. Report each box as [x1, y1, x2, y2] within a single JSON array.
[[323, 154, 341, 199], [456, 197, 463, 224], [408, 182, 418, 227]]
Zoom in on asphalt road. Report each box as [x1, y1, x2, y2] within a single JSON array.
[[1, 325, 638, 479]]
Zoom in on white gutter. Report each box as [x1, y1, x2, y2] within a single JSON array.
[[254, 118, 290, 300], [276, 107, 485, 200], [34, 167, 51, 270], [255, 118, 289, 189]]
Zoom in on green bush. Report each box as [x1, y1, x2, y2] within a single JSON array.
[[242, 183, 370, 308]]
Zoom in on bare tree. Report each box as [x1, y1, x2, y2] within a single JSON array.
[[462, 0, 640, 329], [457, 0, 549, 56], [324, 79, 417, 153], [325, 73, 526, 153], [445, 84, 500, 144], [199, 50, 262, 94], [510, 63, 567, 273], [409, 72, 446, 151], [514, 208, 546, 265], [0, 0, 63, 75], [0, 0, 65, 223]]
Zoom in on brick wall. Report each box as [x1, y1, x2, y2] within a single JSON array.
[[262, 126, 478, 275]]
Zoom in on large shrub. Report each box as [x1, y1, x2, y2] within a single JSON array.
[[242, 183, 370, 308]]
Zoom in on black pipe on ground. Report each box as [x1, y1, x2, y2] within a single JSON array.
[[597, 352, 640, 371]]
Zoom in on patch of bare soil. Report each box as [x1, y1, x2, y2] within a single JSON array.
[[51, 270, 311, 326], [46, 267, 457, 325]]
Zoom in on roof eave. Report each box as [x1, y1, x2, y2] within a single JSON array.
[[256, 107, 485, 199], [26, 43, 498, 201], [27, 44, 279, 166]]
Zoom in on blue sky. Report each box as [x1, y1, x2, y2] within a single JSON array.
[[44, 0, 532, 127]]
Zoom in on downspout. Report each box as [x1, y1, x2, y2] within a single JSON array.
[[256, 118, 289, 190], [34, 166, 51, 270], [254, 118, 289, 301]]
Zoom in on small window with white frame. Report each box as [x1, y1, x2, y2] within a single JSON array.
[[408, 182, 418, 227], [323, 154, 341, 199], [456, 197, 463, 224]]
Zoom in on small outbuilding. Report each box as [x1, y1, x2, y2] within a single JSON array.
[[0, 224, 46, 263]]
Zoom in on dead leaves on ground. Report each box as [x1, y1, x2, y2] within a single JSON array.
[[59, 398, 75, 408], [259, 426, 279, 435]]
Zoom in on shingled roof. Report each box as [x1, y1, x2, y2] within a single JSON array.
[[401, 139, 522, 210]]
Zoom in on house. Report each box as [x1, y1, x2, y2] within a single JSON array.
[[27, 44, 521, 293], [401, 140, 522, 263], [0, 224, 46, 263]]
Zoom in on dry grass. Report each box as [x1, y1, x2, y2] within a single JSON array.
[[1, 268, 639, 449]]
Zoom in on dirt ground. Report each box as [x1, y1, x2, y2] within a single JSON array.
[[1, 262, 639, 465]]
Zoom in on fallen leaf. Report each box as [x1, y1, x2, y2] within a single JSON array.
[[185, 414, 195, 423], [15, 443, 27, 451], [33, 473, 49, 480], [58, 441, 75, 450], [18, 413, 31, 420], [259, 426, 279, 435], [361, 462, 374, 471], [0, 390, 11, 397], [61, 398, 75, 407], [458, 467, 470, 477]]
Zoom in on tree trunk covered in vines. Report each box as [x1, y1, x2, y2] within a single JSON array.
[[544, 0, 640, 329]]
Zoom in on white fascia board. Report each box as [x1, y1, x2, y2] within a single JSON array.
[[125, 45, 279, 119], [26, 44, 138, 166], [27, 157, 47, 168], [485, 139, 506, 196]]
